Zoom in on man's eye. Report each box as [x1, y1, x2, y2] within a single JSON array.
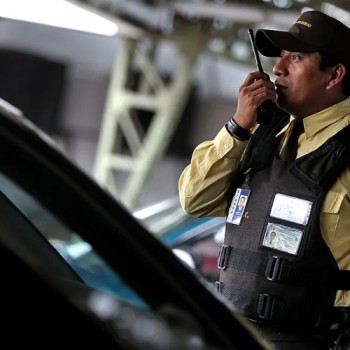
[[291, 54, 301, 60]]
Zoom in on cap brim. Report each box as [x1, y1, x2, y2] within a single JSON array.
[[256, 29, 319, 57]]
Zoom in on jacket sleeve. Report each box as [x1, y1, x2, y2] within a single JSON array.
[[178, 126, 248, 218]]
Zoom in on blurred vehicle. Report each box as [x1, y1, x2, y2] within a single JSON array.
[[133, 198, 225, 282], [0, 98, 270, 349]]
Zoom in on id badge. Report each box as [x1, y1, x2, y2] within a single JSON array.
[[270, 193, 312, 225], [226, 188, 251, 225], [262, 222, 303, 255]]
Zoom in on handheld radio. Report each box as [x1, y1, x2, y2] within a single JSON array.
[[248, 29, 275, 124]]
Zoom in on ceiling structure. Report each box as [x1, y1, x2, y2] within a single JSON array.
[[66, 0, 350, 209], [69, 1, 350, 34]]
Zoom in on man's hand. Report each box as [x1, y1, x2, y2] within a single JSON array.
[[233, 71, 276, 129]]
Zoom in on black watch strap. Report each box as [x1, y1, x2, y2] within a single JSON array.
[[225, 118, 251, 141]]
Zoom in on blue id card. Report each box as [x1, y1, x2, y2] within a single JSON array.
[[226, 188, 251, 225]]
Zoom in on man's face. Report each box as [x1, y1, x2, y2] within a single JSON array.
[[273, 50, 333, 118]]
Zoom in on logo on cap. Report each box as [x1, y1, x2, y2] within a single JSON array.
[[295, 20, 312, 28]]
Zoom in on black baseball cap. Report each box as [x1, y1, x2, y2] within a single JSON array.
[[255, 10, 350, 66]]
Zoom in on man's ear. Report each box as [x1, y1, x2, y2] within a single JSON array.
[[327, 64, 346, 89]]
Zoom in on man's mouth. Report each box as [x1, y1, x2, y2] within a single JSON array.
[[275, 82, 286, 96], [275, 80, 286, 90]]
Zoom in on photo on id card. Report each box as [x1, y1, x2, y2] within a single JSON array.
[[262, 222, 303, 255], [226, 188, 250, 225]]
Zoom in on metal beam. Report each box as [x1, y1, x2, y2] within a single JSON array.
[[93, 23, 207, 209]]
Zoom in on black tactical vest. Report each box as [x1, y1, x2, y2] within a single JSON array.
[[216, 119, 350, 332]]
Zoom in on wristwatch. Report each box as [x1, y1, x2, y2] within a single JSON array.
[[225, 118, 251, 141]]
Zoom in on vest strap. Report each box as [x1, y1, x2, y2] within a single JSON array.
[[215, 281, 341, 330], [215, 281, 293, 323], [218, 244, 289, 282], [218, 244, 350, 289]]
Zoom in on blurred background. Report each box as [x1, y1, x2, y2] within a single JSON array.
[[2, 0, 350, 210]]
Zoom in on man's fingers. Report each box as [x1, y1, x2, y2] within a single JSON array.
[[242, 71, 271, 86]]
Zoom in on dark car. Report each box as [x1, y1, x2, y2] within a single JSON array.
[[0, 98, 270, 349]]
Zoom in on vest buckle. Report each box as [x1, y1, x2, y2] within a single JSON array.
[[265, 256, 286, 281], [215, 281, 223, 293], [217, 245, 230, 270], [257, 294, 282, 320]]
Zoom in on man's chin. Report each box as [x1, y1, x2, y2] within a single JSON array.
[[276, 97, 288, 112]]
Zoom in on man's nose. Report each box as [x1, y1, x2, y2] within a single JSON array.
[[273, 60, 283, 76], [273, 55, 287, 77]]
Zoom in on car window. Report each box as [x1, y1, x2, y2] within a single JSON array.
[[0, 172, 148, 308]]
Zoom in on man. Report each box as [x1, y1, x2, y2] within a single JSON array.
[[237, 195, 247, 212], [264, 230, 277, 247], [178, 10, 350, 350]]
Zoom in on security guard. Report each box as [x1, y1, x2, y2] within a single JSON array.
[[179, 11, 350, 350]]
